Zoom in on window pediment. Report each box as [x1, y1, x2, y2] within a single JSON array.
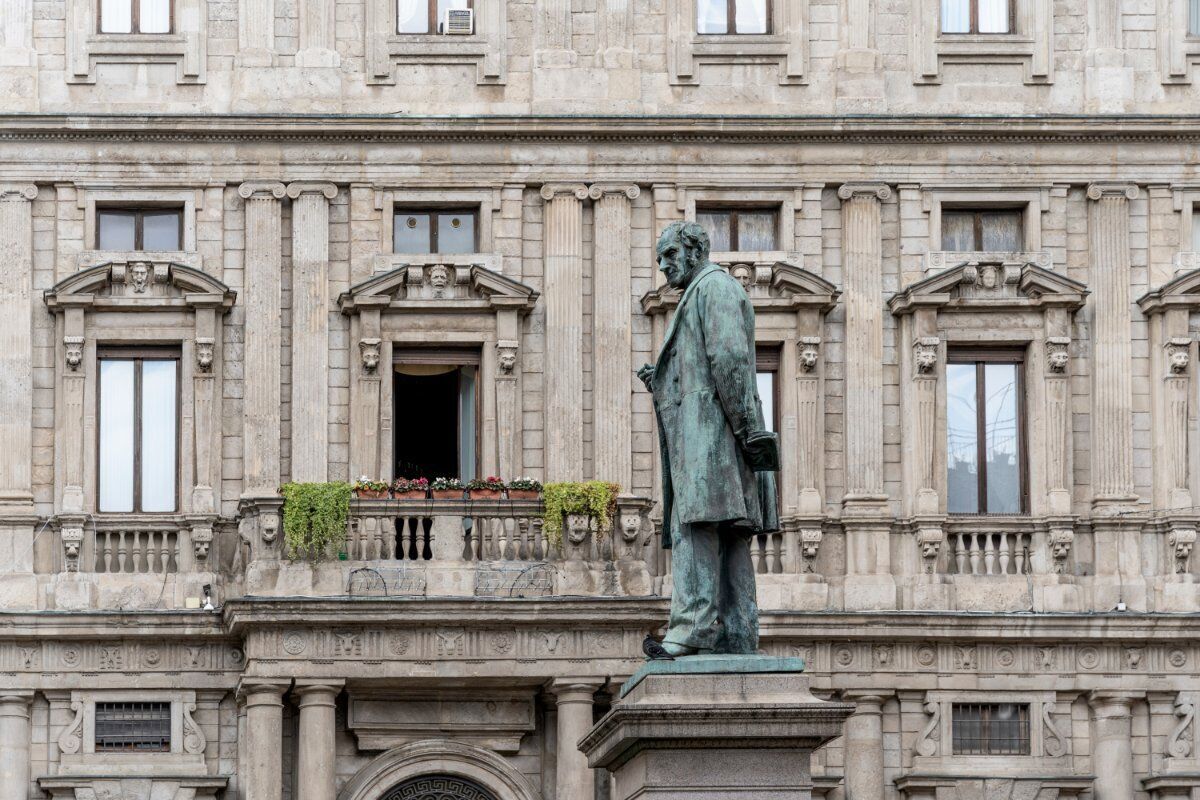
[[640, 260, 838, 315], [1138, 266, 1200, 315], [44, 258, 236, 312], [338, 262, 538, 314], [890, 260, 1086, 316]]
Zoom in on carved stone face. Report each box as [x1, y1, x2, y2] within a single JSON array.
[[498, 349, 516, 374], [1170, 348, 1190, 374], [914, 347, 937, 373], [429, 264, 449, 290], [731, 265, 751, 290], [360, 340, 381, 373], [196, 341, 214, 372], [1048, 348, 1069, 373], [130, 261, 150, 293], [799, 346, 819, 372], [64, 338, 83, 371]]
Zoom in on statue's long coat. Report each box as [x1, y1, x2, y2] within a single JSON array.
[[653, 263, 779, 547]]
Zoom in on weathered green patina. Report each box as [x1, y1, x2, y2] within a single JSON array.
[[639, 221, 780, 656]]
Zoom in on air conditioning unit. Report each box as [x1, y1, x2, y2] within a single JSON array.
[[440, 8, 473, 34]]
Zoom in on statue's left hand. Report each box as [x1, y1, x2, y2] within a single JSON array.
[[636, 363, 655, 391]]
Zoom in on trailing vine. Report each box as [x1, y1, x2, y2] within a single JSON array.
[[542, 481, 620, 547], [280, 482, 352, 561]]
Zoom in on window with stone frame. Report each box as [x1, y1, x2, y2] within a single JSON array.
[[940, 207, 1023, 251], [951, 703, 1031, 755], [393, 208, 478, 254], [696, 0, 769, 34], [696, 207, 779, 251], [946, 349, 1026, 515], [94, 702, 172, 752], [755, 346, 780, 434], [397, 0, 474, 33], [98, 348, 180, 513], [97, 207, 183, 251], [98, 0, 172, 33], [940, 0, 1012, 33]]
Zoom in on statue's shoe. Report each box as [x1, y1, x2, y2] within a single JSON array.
[[642, 635, 677, 660], [660, 640, 699, 657]]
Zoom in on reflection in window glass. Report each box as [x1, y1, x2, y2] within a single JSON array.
[[946, 363, 979, 514], [99, 360, 136, 513], [984, 363, 1020, 513], [100, 0, 133, 32], [734, 0, 768, 33], [397, 0, 428, 32], [142, 211, 181, 250], [139, 0, 171, 32], [697, 211, 732, 251], [696, 0, 728, 33], [98, 212, 137, 250], [756, 372, 775, 433], [140, 360, 177, 512], [394, 213, 432, 252], [1193, 0, 1200, 35], [1193, 204, 1200, 251], [437, 212, 475, 253]]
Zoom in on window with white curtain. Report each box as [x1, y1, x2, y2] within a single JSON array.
[[397, 0, 473, 33], [697, 0, 769, 34], [696, 207, 778, 251], [99, 351, 178, 513], [99, 0, 172, 33], [940, 0, 1011, 33], [1192, 0, 1200, 35]]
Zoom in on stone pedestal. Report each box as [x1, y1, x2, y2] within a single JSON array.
[[580, 656, 852, 800]]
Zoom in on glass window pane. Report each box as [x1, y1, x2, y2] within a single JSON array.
[[139, 0, 170, 32], [940, 0, 969, 32], [436, 0, 469, 31], [697, 0, 727, 34], [941, 211, 976, 251], [142, 211, 181, 250], [697, 211, 732, 252], [984, 363, 1021, 513], [1193, 204, 1200, 251], [99, 360, 135, 513], [978, 0, 1010, 32], [100, 0, 133, 33], [98, 211, 136, 250], [734, 0, 767, 33], [756, 372, 775, 433], [437, 212, 475, 253], [980, 210, 1022, 251], [140, 360, 177, 512], [393, 212, 431, 252], [946, 363, 979, 514], [458, 365, 476, 482], [397, 0, 428, 33], [1192, 0, 1200, 35], [738, 212, 777, 250]]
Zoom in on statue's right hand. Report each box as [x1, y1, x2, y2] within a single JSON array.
[[636, 363, 655, 391]]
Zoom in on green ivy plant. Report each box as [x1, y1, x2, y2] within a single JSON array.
[[542, 481, 620, 548], [280, 482, 352, 561]]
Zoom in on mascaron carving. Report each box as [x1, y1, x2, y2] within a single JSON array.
[[359, 338, 382, 373], [1046, 337, 1070, 374], [497, 340, 518, 376], [913, 337, 939, 376], [64, 336, 84, 371], [1169, 526, 1197, 574], [195, 337, 214, 373], [799, 336, 820, 373], [1168, 338, 1191, 375]]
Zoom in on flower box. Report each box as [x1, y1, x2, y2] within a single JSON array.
[[354, 488, 390, 500], [507, 489, 540, 500], [393, 490, 427, 500], [431, 489, 464, 500], [469, 489, 503, 500]]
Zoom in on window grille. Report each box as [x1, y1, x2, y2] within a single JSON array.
[[94, 702, 172, 752], [952, 703, 1030, 755]]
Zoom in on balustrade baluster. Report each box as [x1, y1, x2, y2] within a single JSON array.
[[382, 517, 396, 559], [998, 534, 1011, 574], [750, 535, 762, 573], [967, 534, 981, 575], [117, 531, 128, 573], [164, 532, 174, 572], [982, 534, 996, 575], [954, 533, 967, 574], [370, 517, 383, 560], [132, 531, 144, 573], [102, 532, 113, 573]]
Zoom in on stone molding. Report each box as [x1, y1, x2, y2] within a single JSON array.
[[539, 183, 589, 201], [65, 0, 206, 84], [237, 181, 286, 200], [838, 182, 892, 201], [285, 181, 338, 199], [338, 739, 540, 800], [0, 184, 37, 201], [666, 0, 808, 84], [910, 0, 1053, 84], [365, 0, 506, 84]]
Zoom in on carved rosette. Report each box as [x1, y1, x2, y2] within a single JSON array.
[[1046, 337, 1070, 374], [64, 336, 84, 371], [799, 336, 821, 373], [1167, 337, 1191, 375]]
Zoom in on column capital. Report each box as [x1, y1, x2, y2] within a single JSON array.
[[842, 690, 892, 712], [0, 185, 37, 202], [294, 680, 343, 707], [1087, 182, 1139, 201], [238, 181, 287, 200], [549, 677, 604, 701], [286, 182, 338, 200], [540, 183, 589, 201], [0, 691, 35, 713], [237, 678, 290, 705], [1088, 689, 1144, 712], [588, 183, 640, 201], [838, 182, 892, 202]]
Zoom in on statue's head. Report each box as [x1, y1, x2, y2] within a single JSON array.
[[656, 221, 710, 289]]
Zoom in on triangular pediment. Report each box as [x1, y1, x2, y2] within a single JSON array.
[[339, 263, 538, 313], [641, 260, 838, 314], [890, 261, 1087, 315], [1138, 266, 1200, 315], [44, 260, 235, 311]]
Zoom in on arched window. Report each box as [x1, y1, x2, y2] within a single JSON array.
[[383, 775, 498, 800]]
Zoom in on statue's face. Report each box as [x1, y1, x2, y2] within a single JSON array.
[[656, 231, 697, 289]]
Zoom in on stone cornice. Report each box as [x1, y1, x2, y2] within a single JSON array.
[[7, 114, 1200, 145]]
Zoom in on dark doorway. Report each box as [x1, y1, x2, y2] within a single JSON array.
[[393, 352, 478, 482]]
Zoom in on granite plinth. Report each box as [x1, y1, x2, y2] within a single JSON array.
[[580, 657, 853, 800]]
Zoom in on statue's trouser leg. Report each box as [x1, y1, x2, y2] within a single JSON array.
[[663, 521, 721, 650], [715, 527, 759, 654]]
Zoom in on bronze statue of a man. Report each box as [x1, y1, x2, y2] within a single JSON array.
[[639, 221, 780, 658]]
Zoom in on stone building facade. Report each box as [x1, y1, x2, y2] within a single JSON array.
[[3, 0, 1200, 798]]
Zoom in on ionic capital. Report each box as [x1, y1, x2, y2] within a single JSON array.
[[238, 181, 286, 200], [838, 182, 892, 202], [588, 183, 640, 201], [286, 182, 338, 200], [0, 184, 37, 202], [540, 183, 589, 202], [1086, 182, 1139, 201]]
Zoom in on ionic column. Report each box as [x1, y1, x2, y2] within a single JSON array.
[[551, 679, 602, 800], [1088, 691, 1139, 800], [239, 182, 286, 496], [0, 692, 32, 800], [286, 183, 337, 484], [541, 184, 588, 481], [589, 183, 639, 489], [295, 681, 342, 800], [0, 185, 36, 512], [843, 691, 888, 800], [1087, 183, 1138, 508], [241, 681, 287, 800]]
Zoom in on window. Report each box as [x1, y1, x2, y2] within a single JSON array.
[[1192, 0, 1200, 36], [941, 208, 1023, 251], [696, 0, 769, 33], [952, 703, 1030, 755], [393, 209, 477, 253], [97, 208, 182, 251], [98, 350, 179, 513], [940, 0, 1011, 33], [396, 0, 473, 34], [755, 347, 780, 434], [1193, 202, 1200, 251], [95, 702, 172, 752], [99, 0, 171, 33], [697, 208, 778, 251], [394, 349, 479, 481], [947, 351, 1024, 515]]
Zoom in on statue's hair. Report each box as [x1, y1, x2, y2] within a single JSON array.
[[660, 220, 711, 266]]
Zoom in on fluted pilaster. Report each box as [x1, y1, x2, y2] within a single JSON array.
[[1087, 183, 1138, 505], [239, 182, 286, 495], [287, 182, 337, 484], [590, 183, 639, 489], [238, 0, 275, 65], [296, 0, 338, 67], [541, 184, 588, 481], [0, 185, 36, 510]]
